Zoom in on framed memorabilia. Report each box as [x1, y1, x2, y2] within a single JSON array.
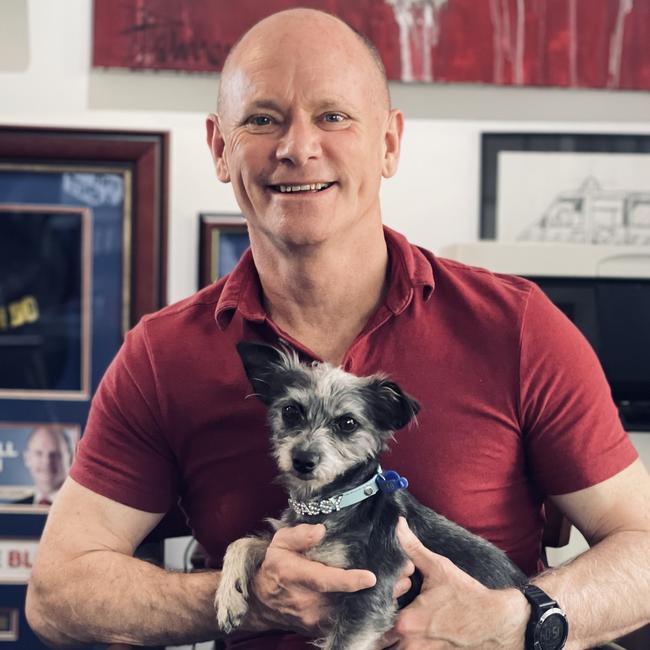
[[0, 126, 168, 537], [480, 133, 650, 244], [0, 422, 80, 512], [198, 213, 249, 288], [0, 205, 92, 400]]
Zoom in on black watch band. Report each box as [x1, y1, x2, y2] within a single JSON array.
[[520, 584, 569, 650]]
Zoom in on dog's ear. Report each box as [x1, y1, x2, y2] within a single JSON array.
[[236, 341, 287, 405], [365, 378, 420, 431]]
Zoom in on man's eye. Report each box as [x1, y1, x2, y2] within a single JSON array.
[[323, 113, 345, 123], [282, 404, 303, 426], [335, 416, 359, 434], [247, 115, 273, 127]]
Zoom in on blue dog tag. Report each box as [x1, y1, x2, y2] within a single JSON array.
[[376, 470, 409, 493]]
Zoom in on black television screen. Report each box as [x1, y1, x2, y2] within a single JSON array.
[[528, 277, 650, 430]]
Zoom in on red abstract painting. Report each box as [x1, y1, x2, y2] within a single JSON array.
[[92, 0, 650, 90]]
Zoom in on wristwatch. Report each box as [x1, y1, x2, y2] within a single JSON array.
[[520, 584, 569, 650]]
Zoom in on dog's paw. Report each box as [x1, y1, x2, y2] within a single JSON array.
[[215, 576, 249, 634]]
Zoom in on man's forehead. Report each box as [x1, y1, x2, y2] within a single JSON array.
[[220, 55, 384, 118], [29, 429, 62, 446], [218, 11, 389, 113]]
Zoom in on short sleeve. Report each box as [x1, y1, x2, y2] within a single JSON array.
[[519, 285, 637, 495], [69, 320, 179, 512]]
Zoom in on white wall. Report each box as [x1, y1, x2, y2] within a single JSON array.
[[2, 0, 650, 306]]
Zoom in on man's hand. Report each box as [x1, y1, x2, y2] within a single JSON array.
[[382, 518, 529, 649], [244, 523, 377, 635]]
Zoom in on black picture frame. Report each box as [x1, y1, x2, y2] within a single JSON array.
[[198, 213, 249, 289], [480, 133, 650, 242]]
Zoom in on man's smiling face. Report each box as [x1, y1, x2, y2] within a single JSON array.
[[208, 9, 402, 250]]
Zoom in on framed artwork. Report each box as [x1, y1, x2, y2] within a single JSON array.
[[198, 213, 249, 288], [0, 423, 80, 512], [0, 126, 168, 534], [480, 133, 650, 245], [92, 0, 650, 90]]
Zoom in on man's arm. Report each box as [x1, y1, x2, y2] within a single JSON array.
[[26, 477, 222, 648], [27, 477, 381, 648], [388, 459, 650, 649], [534, 457, 650, 648]]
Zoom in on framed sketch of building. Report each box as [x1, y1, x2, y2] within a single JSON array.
[[481, 133, 650, 246]]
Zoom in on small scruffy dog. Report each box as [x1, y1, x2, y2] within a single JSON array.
[[216, 342, 526, 650]]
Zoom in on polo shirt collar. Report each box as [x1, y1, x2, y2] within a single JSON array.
[[214, 225, 435, 329]]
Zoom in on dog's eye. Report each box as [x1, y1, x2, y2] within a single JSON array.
[[281, 404, 303, 427], [335, 416, 359, 434]]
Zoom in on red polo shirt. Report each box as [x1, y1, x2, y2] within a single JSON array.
[[71, 226, 637, 649]]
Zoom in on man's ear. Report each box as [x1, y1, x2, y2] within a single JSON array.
[[381, 108, 404, 179], [236, 342, 286, 405], [364, 378, 420, 432], [206, 113, 230, 183]]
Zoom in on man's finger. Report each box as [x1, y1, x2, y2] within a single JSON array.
[[396, 517, 438, 571], [392, 576, 412, 599], [399, 559, 415, 578], [297, 562, 377, 593], [271, 523, 326, 552], [379, 629, 400, 648]]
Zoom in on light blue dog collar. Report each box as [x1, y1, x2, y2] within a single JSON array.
[[288, 466, 409, 516]]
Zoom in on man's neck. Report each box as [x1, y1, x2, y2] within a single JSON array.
[[252, 225, 389, 365]]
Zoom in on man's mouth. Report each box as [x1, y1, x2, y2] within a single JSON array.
[[269, 182, 334, 193]]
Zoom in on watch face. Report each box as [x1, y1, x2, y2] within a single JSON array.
[[538, 612, 568, 650]]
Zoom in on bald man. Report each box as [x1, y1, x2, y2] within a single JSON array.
[[26, 8, 650, 650], [21, 425, 72, 505]]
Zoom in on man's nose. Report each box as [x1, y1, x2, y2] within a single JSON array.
[[292, 449, 320, 474], [275, 116, 321, 166]]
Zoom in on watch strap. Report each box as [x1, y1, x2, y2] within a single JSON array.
[[521, 583, 558, 610], [520, 584, 568, 650]]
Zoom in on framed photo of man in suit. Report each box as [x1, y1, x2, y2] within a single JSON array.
[[0, 422, 80, 511]]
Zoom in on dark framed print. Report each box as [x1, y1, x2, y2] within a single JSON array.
[[0, 422, 80, 513], [0, 205, 92, 400], [480, 133, 650, 244], [198, 213, 249, 288], [0, 126, 168, 535]]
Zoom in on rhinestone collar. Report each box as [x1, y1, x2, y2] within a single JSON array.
[[287, 466, 409, 517]]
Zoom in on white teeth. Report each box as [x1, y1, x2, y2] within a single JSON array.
[[276, 183, 331, 193]]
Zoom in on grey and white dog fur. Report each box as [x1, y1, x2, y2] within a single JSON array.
[[215, 341, 527, 650]]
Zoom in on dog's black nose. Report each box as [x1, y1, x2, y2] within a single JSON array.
[[292, 450, 319, 475]]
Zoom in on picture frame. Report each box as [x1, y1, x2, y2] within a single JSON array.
[[0, 204, 92, 400], [480, 133, 650, 244], [198, 213, 249, 288], [0, 422, 80, 513], [0, 126, 169, 327], [0, 126, 168, 535], [0, 607, 18, 641]]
